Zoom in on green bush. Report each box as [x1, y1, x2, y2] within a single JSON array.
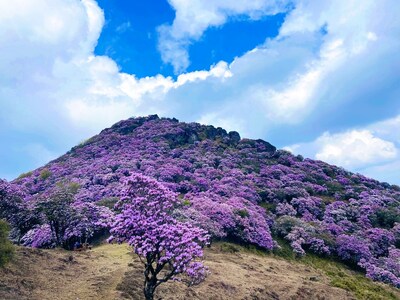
[[16, 171, 33, 180], [234, 208, 249, 218], [0, 220, 14, 267], [96, 197, 119, 209], [40, 168, 52, 180], [369, 207, 400, 229]]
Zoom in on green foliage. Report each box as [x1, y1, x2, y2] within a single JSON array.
[[219, 242, 240, 253], [259, 202, 276, 212], [77, 136, 97, 148], [182, 199, 191, 206], [322, 167, 335, 178], [272, 237, 297, 260], [16, 171, 33, 180], [217, 241, 267, 256], [40, 169, 52, 180], [319, 195, 337, 204], [96, 197, 119, 209], [369, 207, 400, 229], [234, 208, 249, 218], [257, 190, 269, 201], [326, 181, 343, 194], [55, 181, 80, 195], [68, 182, 81, 194], [301, 254, 399, 300], [272, 239, 398, 300], [0, 220, 14, 267]]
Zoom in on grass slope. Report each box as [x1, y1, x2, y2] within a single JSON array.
[[1, 242, 398, 300]]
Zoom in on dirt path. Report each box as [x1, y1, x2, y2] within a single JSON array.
[[54, 243, 133, 300], [1, 243, 399, 300]]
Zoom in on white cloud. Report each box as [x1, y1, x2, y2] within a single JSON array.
[[116, 21, 132, 34], [197, 113, 247, 136], [158, 0, 290, 73], [368, 115, 400, 144], [284, 115, 400, 184], [251, 38, 346, 123], [361, 160, 400, 185], [315, 130, 397, 168]]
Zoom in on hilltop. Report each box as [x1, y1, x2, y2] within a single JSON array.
[[1, 115, 399, 292]]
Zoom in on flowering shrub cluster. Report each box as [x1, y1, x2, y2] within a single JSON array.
[[0, 180, 113, 249], [181, 193, 274, 249], [1, 115, 398, 287]]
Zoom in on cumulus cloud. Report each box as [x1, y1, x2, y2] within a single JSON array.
[[285, 115, 400, 184], [368, 115, 400, 144], [157, 0, 290, 73], [315, 130, 397, 168]]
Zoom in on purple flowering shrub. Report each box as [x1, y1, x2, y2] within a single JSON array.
[[109, 174, 210, 300], [19, 185, 114, 249], [274, 216, 331, 256], [182, 193, 274, 249], [21, 224, 55, 248], [359, 247, 400, 288], [0, 180, 38, 243], [3, 115, 399, 287]]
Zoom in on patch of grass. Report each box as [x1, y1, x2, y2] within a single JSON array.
[[259, 202, 276, 212], [300, 254, 399, 300], [218, 239, 399, 300], [96, 197, 119, 209], [217, 241, 268, 257], [219, 242, 240, 254], [271, 238, 296, 261], [319, 195, 337, 204], [40, 168, 52, 180], [16, 171, 33, 180], [0, 220, 14, 267], [273, 239, 398, 300], [182, 199, 191, 206]]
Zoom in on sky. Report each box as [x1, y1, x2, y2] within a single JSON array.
[[0, 0, 399, 184]]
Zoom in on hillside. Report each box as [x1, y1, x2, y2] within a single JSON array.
[[1, 115, 400, 290], [1, 242, 399, 300]]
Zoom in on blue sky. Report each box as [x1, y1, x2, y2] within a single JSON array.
[[0, 0, 399, 184]]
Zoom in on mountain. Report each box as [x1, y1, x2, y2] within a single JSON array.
[[5, 115, 400, 288]]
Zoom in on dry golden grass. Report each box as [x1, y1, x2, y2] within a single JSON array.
[[0, 242, 398, 300]]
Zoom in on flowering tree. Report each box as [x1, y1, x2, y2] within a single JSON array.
[[35, 186, 76, 248], [34, 184, 114, 249], [0, 180, 38, 243], [109, 174, 210, 300]]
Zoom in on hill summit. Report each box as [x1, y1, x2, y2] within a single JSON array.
[[3, 115, 400, 288]]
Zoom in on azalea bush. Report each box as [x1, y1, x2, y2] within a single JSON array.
[[0, 180, 38, 243], [21, 184, 114, 249]]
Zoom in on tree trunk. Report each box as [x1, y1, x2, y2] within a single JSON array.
[[144, 280, 156, 300]]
